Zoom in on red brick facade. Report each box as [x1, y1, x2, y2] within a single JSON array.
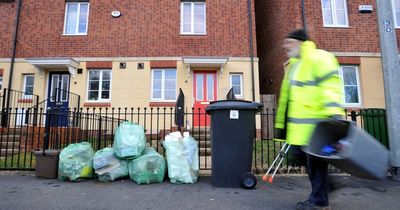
[[0, 0, 257, 58], [255, 0, 400, 95]]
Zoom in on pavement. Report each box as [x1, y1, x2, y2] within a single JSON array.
[[0, 171, 400, 210]]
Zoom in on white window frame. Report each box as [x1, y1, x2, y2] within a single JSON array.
[[151, 69, 177, 101], [86, 70, 112, 102], [230, 73, 243, 98], [0, 76, 3, 91], [339, 65, 362, 107], [63, 2, 90, 35], [23, 74, 34, 99], [180, 2, 206, 35], [321, 0, 349, 27], [392, 0, 400, 28]]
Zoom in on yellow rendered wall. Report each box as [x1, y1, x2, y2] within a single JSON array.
[[1, 59, 260, 110], [359, 57, 385, 109]]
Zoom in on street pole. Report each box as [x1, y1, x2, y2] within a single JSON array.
[[376, 0, 400, 180]]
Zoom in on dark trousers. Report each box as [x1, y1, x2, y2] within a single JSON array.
[[290, 145, 329, 206]]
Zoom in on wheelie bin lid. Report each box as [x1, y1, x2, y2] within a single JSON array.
[[206, 100, 263, 113]]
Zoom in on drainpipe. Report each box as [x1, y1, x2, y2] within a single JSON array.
[[7, 0, 22, 91], [248, 0, 255, 101], [2, 0, 22, 127], [301, 0, 307, 31]]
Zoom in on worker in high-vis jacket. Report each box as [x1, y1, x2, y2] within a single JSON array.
[[274, 29, 345, 210]]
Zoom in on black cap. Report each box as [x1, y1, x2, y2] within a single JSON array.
[[287, 29, 309, 41]]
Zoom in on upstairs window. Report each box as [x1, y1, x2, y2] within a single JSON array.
[[392, 0, 400, 28], [151, 69, 177, 101], [181, 1, 206, 35], [230, 74, 243, 98], [321, 0, 348, 27], [0, 76, 3, 92], [64, 2, 90, 35], [87, 70, 112, 101], [339, 66, 361, 107]]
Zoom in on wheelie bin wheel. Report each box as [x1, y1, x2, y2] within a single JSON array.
[[240, 172, 257, 189]]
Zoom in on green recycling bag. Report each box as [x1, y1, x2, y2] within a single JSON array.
[[93, 147, 129, 182], [58, 142, 94, 181], [163, 134, 199, 184], [113, 122, 146, 159], [128, 147, 166, 184]]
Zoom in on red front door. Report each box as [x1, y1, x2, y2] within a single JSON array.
[[193, 72, 217, 126]]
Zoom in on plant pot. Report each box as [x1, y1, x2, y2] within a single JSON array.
[[34, 150, 60, 179]]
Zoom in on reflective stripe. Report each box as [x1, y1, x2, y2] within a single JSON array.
[[290, 80, 316, 87], [315, 70, 339, 85], [325, 102, 342, 107], [287, 117, 325, 124], [290, 70, 339, 87]]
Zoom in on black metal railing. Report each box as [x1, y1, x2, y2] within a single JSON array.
[[1, 88, 39, 127], [0, 107, 389, 174]]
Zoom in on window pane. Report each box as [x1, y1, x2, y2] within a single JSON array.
[[25, 87, 33, 95], [102, 71, 111, 80], [344, 86, 359, 103], [194, 3, 205, 33], [183, 13, 191, 24], [183, 23, 191, 33], [89, 81, 99, 91], [153, 71, 162, 80], [51, 75, 58, 100], [194, 23, 205, 33], [26, 76, 34, 86], [342, 67, 357, 85], [102, 81, 110, 91], [164, 90, 175, 100], [101, 91, 109, 99], [322, 0, 332, 8], [153, 90, 161, 99], [207, 74, 214, 101], [66, 4, 78, 34], [336, 10, 346, 25], [335, 0, 345, 9], [196, 74, 204, 101], [194, 3, 205, 14], [88, 91, 98, 100], [231, 75, 242, 96], [78, 4, 88, 33], [165, 70, 176, 79], [183, 3, 191, 14], [323, 9, 333, 25], [89, 71, 100, 80], [396, 12, 400, 26], [395, 0, 400, 10]]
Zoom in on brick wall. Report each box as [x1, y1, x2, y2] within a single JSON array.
[[255, 0, 302, 94], [0, 0, 257, 58], [0, 0, 17, 58], [256, 0, 399, 95]]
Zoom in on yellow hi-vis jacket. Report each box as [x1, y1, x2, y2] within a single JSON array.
[[275, 41, 345, 146]]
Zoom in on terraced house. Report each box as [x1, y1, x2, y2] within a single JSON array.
[[1, 0, 259, 113], [0, 0, 260, 170], [255, 0, 398, 110]]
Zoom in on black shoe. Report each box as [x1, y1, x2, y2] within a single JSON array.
[[296, 200, 330, 210]]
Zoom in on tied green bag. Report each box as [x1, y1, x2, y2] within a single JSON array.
[[113, 121, 146, 159], [58, 142, 95, 181], [93, 147, 129, 182], [162, 132, 199, 184], [128, 147, 166, 184]]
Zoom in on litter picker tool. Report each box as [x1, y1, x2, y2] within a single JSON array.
[[262, 142, 291, 183]]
